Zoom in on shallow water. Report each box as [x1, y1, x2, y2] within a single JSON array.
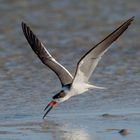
[[0, 0, 140, 140]]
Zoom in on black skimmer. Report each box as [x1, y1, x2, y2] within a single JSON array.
[[21, 17, 134, 119]]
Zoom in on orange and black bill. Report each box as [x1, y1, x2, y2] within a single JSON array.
[[43, 101, 57, 119]]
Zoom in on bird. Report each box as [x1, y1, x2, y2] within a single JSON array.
[[21, 17, 134, 119]]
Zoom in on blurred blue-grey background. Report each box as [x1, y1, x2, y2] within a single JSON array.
[[0, 0, 140, 140]]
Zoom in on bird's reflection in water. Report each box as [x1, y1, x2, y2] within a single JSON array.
[[61, 130, 90, 140], [42, 120, 90, 140]]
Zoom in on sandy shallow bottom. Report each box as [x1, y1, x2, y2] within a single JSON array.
[[0, 109, 140, 140]]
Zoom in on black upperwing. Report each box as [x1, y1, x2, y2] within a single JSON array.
[[22, 22, 73, 86]]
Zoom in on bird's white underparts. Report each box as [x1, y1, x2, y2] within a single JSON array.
[[21, 17, 134, 119]]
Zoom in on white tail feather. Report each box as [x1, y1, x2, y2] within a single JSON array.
[[89, 84, 107, 89]]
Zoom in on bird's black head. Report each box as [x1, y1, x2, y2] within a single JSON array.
[[53, 90, 66, 99], [43, 90, 67, 119]]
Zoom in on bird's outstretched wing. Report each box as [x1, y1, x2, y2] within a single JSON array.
[[72, 17, 134, 88], [22, 22, 73, 86]]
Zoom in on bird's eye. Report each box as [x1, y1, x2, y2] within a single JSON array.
[[59, 92, 66, 98], [53, 91, 66, 99]]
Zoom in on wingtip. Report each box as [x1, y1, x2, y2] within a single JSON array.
[[21, 21, 25, 26], [130, 16, 135, 20], [21, 21, 29, 29], [21, 22, 27, 31], [127, 16, 135, 23], [122, 16, 134, 29]]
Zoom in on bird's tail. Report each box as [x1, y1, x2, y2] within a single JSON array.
[[88, 84, 107, 90]]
